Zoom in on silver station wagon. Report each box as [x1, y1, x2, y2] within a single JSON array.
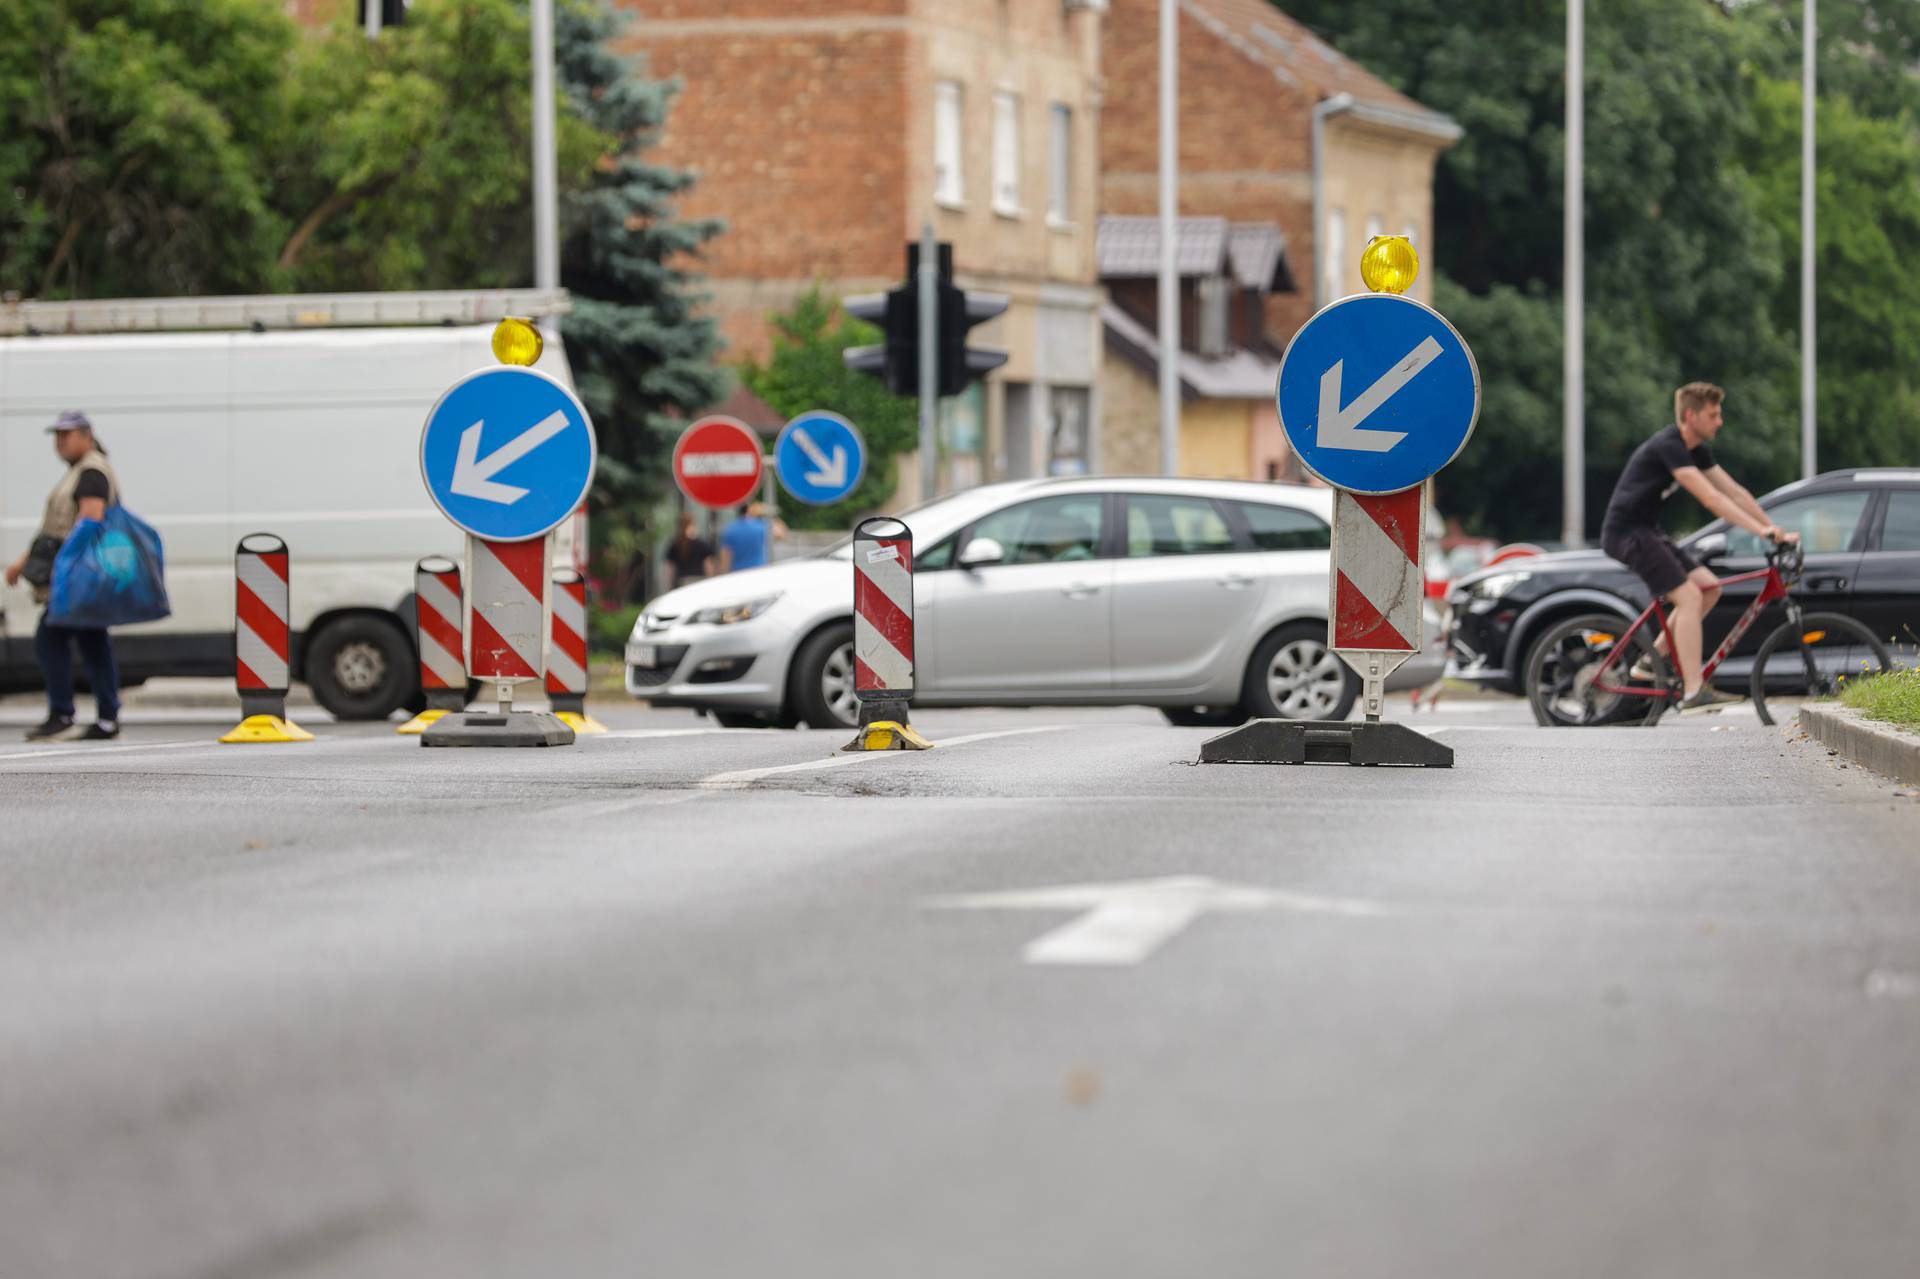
[[626, 476, 1444, 728]]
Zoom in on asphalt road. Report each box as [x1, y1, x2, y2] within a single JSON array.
[[0, 692, 1916, 1279]]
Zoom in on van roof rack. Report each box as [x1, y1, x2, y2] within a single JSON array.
[[0, 288, 570, 337]]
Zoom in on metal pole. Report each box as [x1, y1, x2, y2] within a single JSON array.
[[1157, 0, 1180, 476], [1801, 0, 1817, 480], [530, 0, 560, 291], [918, 222, 939, 500], [365, 1, 382, 38], [1562, 0, 1585, 548]]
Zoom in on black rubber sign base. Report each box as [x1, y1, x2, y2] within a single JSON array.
[[1198, 718, 1453, 768], [420, 711, 576, 748]]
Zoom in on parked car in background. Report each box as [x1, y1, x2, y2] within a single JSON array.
[[628, 476, 1446, 729], [1447, 469, 1920, 698]]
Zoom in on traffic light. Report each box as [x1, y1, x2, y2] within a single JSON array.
[[842, 243, 1008, 400]]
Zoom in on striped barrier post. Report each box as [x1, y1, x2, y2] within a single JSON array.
[[219, 533, 313, 743], [546, 568, 606, 734], [398, 556, 466, 735], [1330, 485, 1425, 721], [420, 534, 573, 747], [842, 516, 930, 752]]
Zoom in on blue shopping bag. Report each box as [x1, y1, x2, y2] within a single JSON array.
[[46, 506, 171, 629]]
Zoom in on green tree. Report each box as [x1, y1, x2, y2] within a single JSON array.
[[1283, 0, 1796, 539], [0, 0, 293, 298], [552, 0, 729, 594], [741, 288, 918, 530]]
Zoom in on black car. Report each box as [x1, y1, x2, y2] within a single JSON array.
[[1448, 468, 1920, 700]]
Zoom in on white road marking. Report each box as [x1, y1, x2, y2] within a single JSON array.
[[922, 874, 1391, 966], [0, 739, 214, 764], [593, 728, 769, 740], [698, 725, 1070, 790]]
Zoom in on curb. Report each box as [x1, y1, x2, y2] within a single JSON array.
[[1797, 703, 1920, 787]]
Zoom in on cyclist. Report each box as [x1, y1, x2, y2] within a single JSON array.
[[1598, 382, 1797, 712]]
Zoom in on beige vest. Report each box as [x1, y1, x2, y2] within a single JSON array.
[[33, 450, 120, 603]]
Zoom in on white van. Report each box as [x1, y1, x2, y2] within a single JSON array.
[[0, 290, 582, 719]]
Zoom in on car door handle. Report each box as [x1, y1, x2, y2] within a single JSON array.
[[1806, 574, 1848, 592], [1217, 574, 1255, 590], [1061, 582, 1101, 599]]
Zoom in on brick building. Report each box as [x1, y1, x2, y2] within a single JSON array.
[[628, 0, 1107, 501], [1099, 0, 1459, 478]]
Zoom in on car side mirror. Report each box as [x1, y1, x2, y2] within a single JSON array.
[[958, 536, 1005, 569], [1692, 531, 1728, 562]]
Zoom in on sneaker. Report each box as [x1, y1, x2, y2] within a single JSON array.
[[1629, 655, 1659, 682], [23, 715, 75, 741], [1679, 686, 1747, 714], [80, 721, 120, 741]]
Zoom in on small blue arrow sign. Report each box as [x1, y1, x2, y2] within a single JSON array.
[[775, 411, 867, 505], [1276, 294, 1479, 494], [420, 366, 597, 541]]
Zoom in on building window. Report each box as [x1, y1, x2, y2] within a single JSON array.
[[1197, 275, 1230, 358], [992, 91, 1022, 216], [1048, 104, 1072, 225], [935, 82, 964, 207], [1322, 207, 1346, 303]]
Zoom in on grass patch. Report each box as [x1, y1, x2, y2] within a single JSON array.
[[1840, 667, 1920, 731]]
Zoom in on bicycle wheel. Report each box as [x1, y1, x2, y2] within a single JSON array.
[[1525, 613, 1668, 726], [1749, 611, 1891, 726]]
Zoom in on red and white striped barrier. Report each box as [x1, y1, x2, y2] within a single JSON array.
[[1330, 486, 1425, 720], [221, 533, 312, 743], [468, 537, 548, 685], [546, 568, 605, 732], [845, 516, 929, 750], [399, 556, 465, 734]]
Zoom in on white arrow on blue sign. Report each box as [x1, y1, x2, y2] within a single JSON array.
[[1276, 293, 1480, 495], [775, 410, 867, 505], [420, 366, 597, 542]]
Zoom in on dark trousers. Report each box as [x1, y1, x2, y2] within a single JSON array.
[[35, 613, 121, 722]]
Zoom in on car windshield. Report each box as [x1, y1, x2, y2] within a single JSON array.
[[819, 484, 1034, 559]]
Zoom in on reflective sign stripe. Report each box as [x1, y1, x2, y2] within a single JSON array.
[[854, 533, 914, 694], [469, 538, 547, 680], [416, 566, 465, 690], [235, 548, 290, 691], [1331, 487, 1423, 654], [545, 572, 588, 696]]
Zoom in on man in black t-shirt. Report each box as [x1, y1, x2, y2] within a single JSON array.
[[1599, 382, 1794, 712]]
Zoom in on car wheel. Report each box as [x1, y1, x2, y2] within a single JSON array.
[[1241, 623, 1358, 721], [1161, 706, 1248, 728], [713, 710, 795, 729], [789, 622, 859, 730], [305, 615, 414, 721]]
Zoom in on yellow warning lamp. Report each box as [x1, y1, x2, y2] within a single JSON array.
[[1360, 235, 1420, 295], [492, 316, 544, 366]]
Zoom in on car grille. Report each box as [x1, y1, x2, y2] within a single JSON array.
[[628, 644, 688, 687]]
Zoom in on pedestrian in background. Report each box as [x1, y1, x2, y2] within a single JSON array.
[[718, 501, 788, 573], [2, 411, 123, 740], [666, 511, 716, 587]]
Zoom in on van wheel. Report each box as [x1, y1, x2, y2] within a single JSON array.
[[306, 615, 414, 720], [789, 621, 859, 729]]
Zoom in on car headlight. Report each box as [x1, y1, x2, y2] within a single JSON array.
[[1467, 571, 1531, 600], [687, 593, 783, 626]]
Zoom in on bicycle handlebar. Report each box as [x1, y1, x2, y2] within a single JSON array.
[[1767, 539, 1804, 576]]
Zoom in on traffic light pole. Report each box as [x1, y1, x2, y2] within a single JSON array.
[[917, 222, 939, 500]]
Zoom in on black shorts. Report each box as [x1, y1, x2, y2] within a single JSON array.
[[1602, 525, 1699, 598]]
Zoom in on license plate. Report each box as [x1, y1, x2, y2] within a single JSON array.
[[629, 644, 659, 667]]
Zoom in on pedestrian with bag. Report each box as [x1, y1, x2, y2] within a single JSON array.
[[2, 411, 163, 741]]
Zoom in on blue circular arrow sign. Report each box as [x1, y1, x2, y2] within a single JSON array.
[[420, 366, 597, 541], [1276, 293, 1479, 495], [775, 411, 867, 505]]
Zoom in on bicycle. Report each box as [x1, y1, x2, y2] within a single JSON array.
[[1526, 541, 1892, 727]]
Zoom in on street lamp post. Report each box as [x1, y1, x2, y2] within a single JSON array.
[[530, 0, 560, 292], [1157, 0, 1180, 477], [1563, 0, 1585, 548], [1802, 0, 1817, 480]]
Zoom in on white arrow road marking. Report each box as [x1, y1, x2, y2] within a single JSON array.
[[1316, 335, 1444, 453], [922, 874, 1391, 966], [451, 411, 570, 504], [790, 428, 849, 489]]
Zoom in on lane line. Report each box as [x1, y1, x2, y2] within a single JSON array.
[[593, 728, 768, 740], [0, 739, 215, 764], [698, 725, 1071, 790]]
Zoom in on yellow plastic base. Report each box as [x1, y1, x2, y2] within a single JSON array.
[[555, 711, 609, 735], [219, 714, 315, 744], [841, 720, 934, 752], [396, 708, 450, 735]]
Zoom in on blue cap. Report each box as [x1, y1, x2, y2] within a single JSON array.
[[45, 410, 92, 433]]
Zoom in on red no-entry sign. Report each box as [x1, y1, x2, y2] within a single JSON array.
[[673, 416, 764, 509]]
